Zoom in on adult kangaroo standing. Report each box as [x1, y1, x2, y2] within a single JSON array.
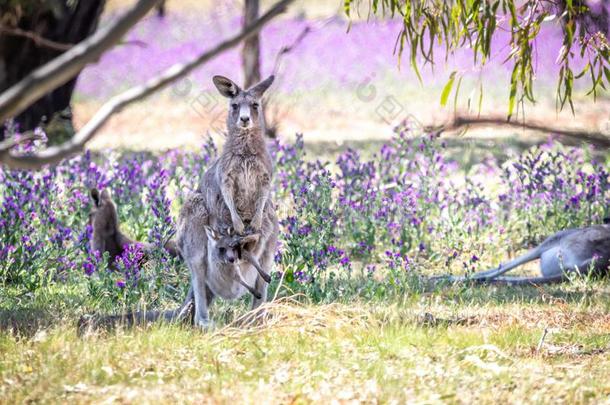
[[212, 74, 274, 234], [178, 75, 279, 329]]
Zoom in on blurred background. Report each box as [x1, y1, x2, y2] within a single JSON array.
[[2, 0, 609, 154]]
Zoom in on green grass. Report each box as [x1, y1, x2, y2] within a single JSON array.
[[2, 281, 610, 403]]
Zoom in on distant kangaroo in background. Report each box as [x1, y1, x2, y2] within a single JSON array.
[[89, 188, 180, 262], [436, 224, 610, 285]]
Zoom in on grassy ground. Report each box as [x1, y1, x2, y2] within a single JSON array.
[[3, 2, 610, 402], [2, 278, 610, 403], [2, 135, 610, 403]]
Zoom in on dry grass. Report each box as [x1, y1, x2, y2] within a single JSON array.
[[2, 293, 610, 403]]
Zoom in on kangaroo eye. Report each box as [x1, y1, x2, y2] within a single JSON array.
[[231, 103, 238, 110], [252, 103, 259, 109]]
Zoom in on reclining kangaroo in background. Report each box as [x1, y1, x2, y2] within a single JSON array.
[[178, 74, 279, 329], [436, 224, 610, 285], [89, 188, 180, 261]]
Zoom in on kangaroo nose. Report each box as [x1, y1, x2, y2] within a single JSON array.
[[228, 257, 235, 263], [240, 116, 250, 124]]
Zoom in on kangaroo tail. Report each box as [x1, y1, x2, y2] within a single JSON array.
[[467, 247, 543, 281], [484, 274, 566, 285], [430, 247, 543, 284]]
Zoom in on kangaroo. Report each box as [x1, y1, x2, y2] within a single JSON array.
[[435, 224, 610, 285], [174, 75, 279, 329], [203, 224, 265, 299], [210, 74, 275, 234], [79, 224, 269, 332], [89, 188, 180, 262], [177, 190, 278, 329]]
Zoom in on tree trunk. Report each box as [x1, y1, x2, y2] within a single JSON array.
[[157, 0, 167, 18], [0, 1, 105, 142], [242, 0, 277, 137], [242, 0, 261, 89]]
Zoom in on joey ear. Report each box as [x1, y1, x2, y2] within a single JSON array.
[[204, 226, 219, 241], [90, 188, 100, 206], [240, 233, 260, 251], [213, 75, 240, 98], [248, 75, 274, 98]]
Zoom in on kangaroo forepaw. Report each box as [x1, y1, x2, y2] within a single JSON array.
[[232, 218, 245, 235], [251, 289, 262, 300], [250, 215, 263, 232]]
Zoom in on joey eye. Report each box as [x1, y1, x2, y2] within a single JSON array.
[[219, 247, 226, 255]]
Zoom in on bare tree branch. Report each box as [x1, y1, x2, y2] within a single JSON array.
[[0, 25, 74, 51], [429, 115, 610, 148], [266, 25, 312, 137], [0, 132, 45, 152], [0, 0, 163, 124], [0, 24, 148, 51], [0, 0, 295, 170], [270, 25, 311, 75]]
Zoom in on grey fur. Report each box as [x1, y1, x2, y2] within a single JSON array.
[[89, 188, 180, 263], [435, 224, 610, 285], [176, 190, 278, 329], [210, 74, 275, 234], [177, 74, 279, 329]]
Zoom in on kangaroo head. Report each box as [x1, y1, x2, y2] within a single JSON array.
[[212, 75, 274, 133], [89, 188, 119, 244], [204, 225, 260, 265]]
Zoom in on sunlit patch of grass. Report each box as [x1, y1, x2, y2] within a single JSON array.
[[1, 295, 610, 403]]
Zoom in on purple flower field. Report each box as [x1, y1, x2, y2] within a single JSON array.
[[1, 120, 608, 304], [4, 2, 610, 402], [76, 9, 582, 101]]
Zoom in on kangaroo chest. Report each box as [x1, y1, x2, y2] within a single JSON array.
[[206, 262, 258, 300], [227, 156, 270, 216]]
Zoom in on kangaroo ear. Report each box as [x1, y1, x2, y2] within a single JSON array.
[[90, 188, 101, 206], [248, 75, 274, 98], [241, 233, 260, 251], [213, 75, 240, 98], [100, 189, 112, 201], [204, 226, 219, 241]]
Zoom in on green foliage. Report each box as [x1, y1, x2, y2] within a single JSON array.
[[345, 0, 610, 117]]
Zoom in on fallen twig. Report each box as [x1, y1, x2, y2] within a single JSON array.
[[536, 328, 549, 353]]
